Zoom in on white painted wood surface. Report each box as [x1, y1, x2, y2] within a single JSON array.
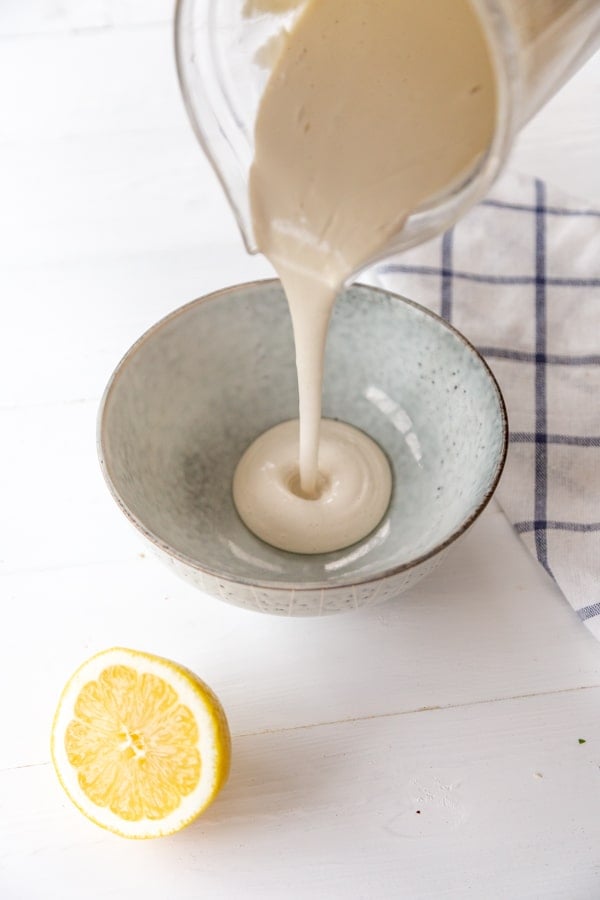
[[1, 4, 600, 898]]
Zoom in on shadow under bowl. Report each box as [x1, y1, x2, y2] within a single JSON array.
[[98, 280, 507, 616]]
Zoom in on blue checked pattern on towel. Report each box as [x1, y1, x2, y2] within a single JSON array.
[[374, 171, 600, 637]]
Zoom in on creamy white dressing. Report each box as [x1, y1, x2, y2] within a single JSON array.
[[233, 419, 392, 554], [233, 0, 497, 554]]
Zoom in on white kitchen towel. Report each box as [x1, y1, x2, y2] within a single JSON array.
[[374, 170, 600, 638]]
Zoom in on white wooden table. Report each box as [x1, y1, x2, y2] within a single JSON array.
[[2, 4, 600, 898]]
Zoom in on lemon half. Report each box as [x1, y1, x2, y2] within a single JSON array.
[[51, 647, 231, 839]]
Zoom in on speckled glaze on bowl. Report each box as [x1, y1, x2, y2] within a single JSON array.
[[98, 280, 507, 616]]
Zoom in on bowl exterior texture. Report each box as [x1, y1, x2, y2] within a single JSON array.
[[151, 540, 448, 615]]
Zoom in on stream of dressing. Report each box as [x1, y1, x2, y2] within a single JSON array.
[[233, 0, 496, 554]]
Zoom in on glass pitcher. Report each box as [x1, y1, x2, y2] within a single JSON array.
[[175, 0, 600, 260]]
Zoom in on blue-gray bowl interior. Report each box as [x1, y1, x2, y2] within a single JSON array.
[[99, 281, 507, 589]]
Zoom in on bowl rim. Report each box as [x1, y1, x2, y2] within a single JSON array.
[[98, 278, 508, 592]]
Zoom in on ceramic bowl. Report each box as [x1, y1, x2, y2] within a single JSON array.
[[98, 280, 507, 616]]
